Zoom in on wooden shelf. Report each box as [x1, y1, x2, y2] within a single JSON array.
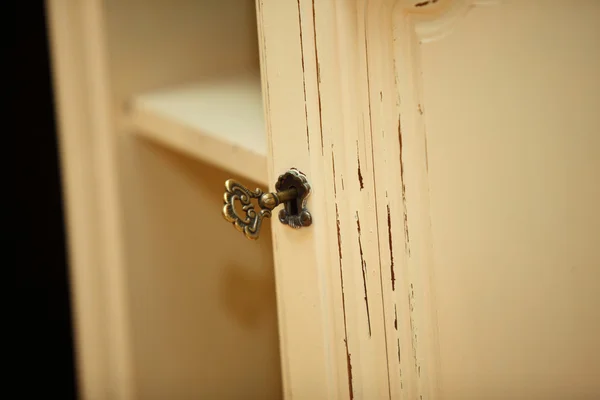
[[127, 72, 268, 185]]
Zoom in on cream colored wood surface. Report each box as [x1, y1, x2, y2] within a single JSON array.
[[118, 141, 281, 400], [406, 2, 600, 398], [259, 0, 600, 399], [258, 1, 389, 398], [46, 1, 135, 398], [49, 0, 600, 398], [47, 0, 282, 399], [127, 72, 267, 185]]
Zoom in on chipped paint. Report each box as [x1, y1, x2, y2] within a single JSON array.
[[296, 0, 310, 151], [408, 283, 420, 375], [415, 0, 439, 7], [398, 117, 411, 255], [387, 204, 396, 290], [332, 149, 337, 197], [356, 212, 371, 336], [364, 33, 376, 188], [335, 204, 343, 261], [356, 141, 365, 190], [311, 0, 324, 154], [335, 201, 353, 399], [344, 339, 354, 399]]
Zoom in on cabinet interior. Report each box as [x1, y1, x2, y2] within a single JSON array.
[[102, 0, 280, 398]]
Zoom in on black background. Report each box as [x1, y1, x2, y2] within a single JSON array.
[[15, 1, 78, 398]]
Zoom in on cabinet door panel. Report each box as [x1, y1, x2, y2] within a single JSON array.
[[389, 1, 600, 398], [425, 2, 599, 398], [259, 1, 600, 399]]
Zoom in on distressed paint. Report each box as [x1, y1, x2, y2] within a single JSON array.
[[397, 117, 411, 255], [387, 203, 396, 290], [414, 0, 440, 8], [356, 211, 372, 337], [256, 0, 490, 398], [295, 0, 310, 151], [311, 0, 325, 154], [356, 141, 365, 190]]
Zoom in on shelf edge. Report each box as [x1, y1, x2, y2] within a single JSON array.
[[125, 106, 269, 187]]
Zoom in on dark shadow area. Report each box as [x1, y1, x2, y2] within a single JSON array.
[[14, 1, 78, 398]]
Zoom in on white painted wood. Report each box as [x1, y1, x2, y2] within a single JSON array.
[[401, 2, 600, 398], [257, 1, 389, 398], [260, 0, 600, 399], [46, 1, 135, 398], [127, 72, 267, 185]]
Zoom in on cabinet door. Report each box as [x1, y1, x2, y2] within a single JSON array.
[[259, 1, 600, 399], [388, 2, 600, 399]]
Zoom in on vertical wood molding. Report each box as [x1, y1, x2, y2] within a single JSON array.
[[258, 0, 494, 398], [369, 2, 440, 398], [370, 2, 499, 398], [46, 1, 135, 399], [259, 0, 391, 398]]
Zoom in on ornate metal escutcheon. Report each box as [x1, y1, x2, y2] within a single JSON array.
[[222, 168, 312, 240]]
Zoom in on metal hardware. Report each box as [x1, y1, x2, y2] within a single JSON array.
[[222, 168, 312, 240]]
